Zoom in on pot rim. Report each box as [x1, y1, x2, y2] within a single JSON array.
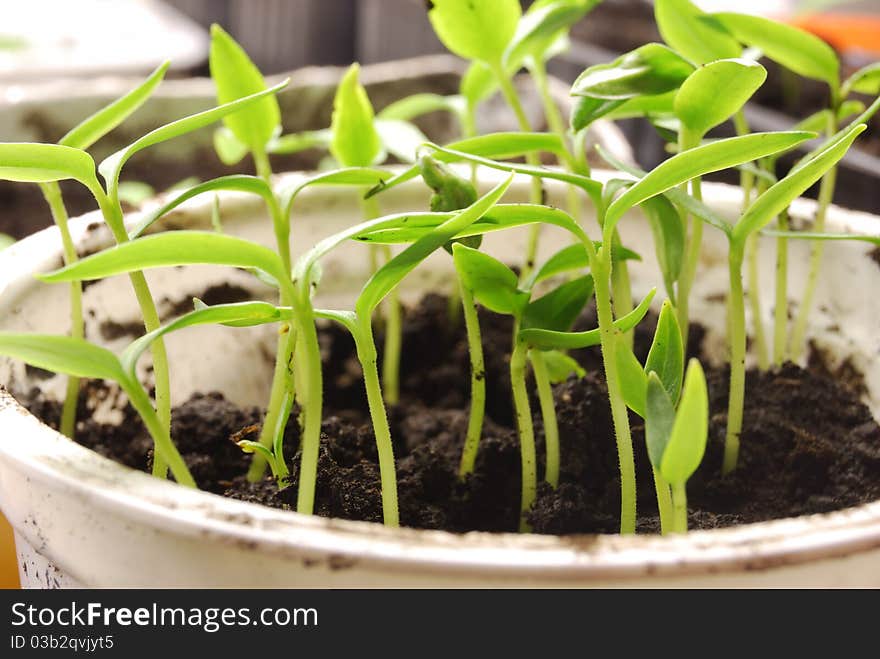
[[2, 173, 880, 581]]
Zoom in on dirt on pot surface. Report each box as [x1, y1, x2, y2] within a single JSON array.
[[21, 294, 880, 535]]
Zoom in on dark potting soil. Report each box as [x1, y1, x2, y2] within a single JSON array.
[[21, 294, 880, 535]]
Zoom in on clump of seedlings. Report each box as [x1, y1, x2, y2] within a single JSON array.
[[0, 6, 878, 537]]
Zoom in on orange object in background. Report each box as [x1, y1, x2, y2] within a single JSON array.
[[791, 14, 880, 57], [0, 513, 20, 589]]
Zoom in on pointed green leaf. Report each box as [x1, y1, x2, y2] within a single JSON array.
[[505, 0, 597, 67], [0, 334, 123, 382], [616, 340, 647, 418], [660, 358, 709, 485], [733, 123, 866, 244], [0, 143, 99, 191], [267, 129, 332, 155], [645, 371, 676, 469], [280, 167, 390, 219], [209, 24, 281, 152], [60, 61, 169, 150], [428, 0, 521, 65], [843, 62, 880, 97], [641, 195, 684, 301], [40, 231, 286, 285], [329, 63, 382, 168], [460, 61, 498, 107], [522, 275, 594, 332], [645, 299, 684, 402], [378, 93, 466, 122], [99, 81, 287, 200], [571, 43, 695, 100], [129, 175, 274, 239], [674, 59, 766, 138], [375, 119, 429, 163], [121, 301, 282, 375], [520, 288, 656, 349], [542, 350, 585, 383], [213, 127, 249, 165], [655, 0, 741, 64], [605, 131, 816, 234], [452, 242, 526, 316], [357, 174, 513, 317], [711, 12, 839, 87]]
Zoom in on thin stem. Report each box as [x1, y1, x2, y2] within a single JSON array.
[[124, 377, 195, 488], [773, 209, 790, 366], [652, 467, 673, 535], [789, 113, 839, 361], [457, 279, 486, 478], [746, 232, 769, 370], [675, 129, 704, 347], [724, 245, 747, 475], [293, 298, 325, 516], [510, 338, 537, 532], [354, 318, 399, 526], [39, 182, 82, 439], [529, 348, 559, 488], [493, 63, 543, 280], [380, 245, 401, 405], [611, 231, 634, 350], [670, 481, 688, 534], [593, 250, 637, 534], [93, 191, 173, 479]]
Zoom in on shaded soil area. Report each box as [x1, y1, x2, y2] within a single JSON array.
[[22, 294, 880, 535]]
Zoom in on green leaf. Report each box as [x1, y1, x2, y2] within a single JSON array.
[[605, 131, 816, 235], [570, 96, 624, 132], [330, 64, 382, 168], [654, 0, 741, 64], [378, 93, 466, 122], [357, 174, 513, 317], [505, 0, 597, 67], [843, 62, 880, 97], [522, 275, 594, 332], [530, 244, 589, 285], [209, 24, 281, 152], [213, 127, 249, 165], [711, 12, 839, 88], [838, 101, 866, 123], [733, 123, 866, 244], [0, 334, 124, 382], [645, 299, 684, 402], [129, 175, 274, 239], [280, 167, 390, 219], [428, 0, 521, 65], [571, 90, 678, 132], [420, 156, 478, 212], [616, 341, 647, 418], [645, 371, 676, 469], [571, 43, 695, 100], [452, 242, 526, 316], [660, 358, 709, 485], [40, 231, 287, 285], [0, 143, 100, 191], [59, 61, 170, 150], [121, 300, 282, 375], [793, 109, 834, 135], [759, 230, 880, 246], [641, 195, 684, 301], [375, 119, 429, 163], [520, 288, 656, 349], [542, 350, 585, 383], [266, 129, 332, 155], [674, 59, 766, 138], [99, 80, 288, 200], [365, 131, 566, 198]]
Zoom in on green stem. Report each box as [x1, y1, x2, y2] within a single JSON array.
[[611, 231, 634, 350], [746, 232, 769, 370], [510, 338, 537, 532], [493, 63, 543, 280], [724, 244, 747, 475], [670, 481, 688, 534], [354, 318, 399, 526], [293, 297, 325, 516], [789, 112, 839, 361], [39, 182, 82, 439], [773, 209, 790, 366], [593, 250, 637, 534], [124, 377, 195, 488], [380, 245, 401, 406], [457, 279, 486, 478], [529, 348, 559, 488], [652, 467, 673, 535], [675, 129, 704, 348]]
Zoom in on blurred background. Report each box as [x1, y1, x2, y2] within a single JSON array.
[[1, 0, 878, 588]]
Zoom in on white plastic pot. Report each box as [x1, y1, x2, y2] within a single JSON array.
[[1, 170, 879, 587]]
